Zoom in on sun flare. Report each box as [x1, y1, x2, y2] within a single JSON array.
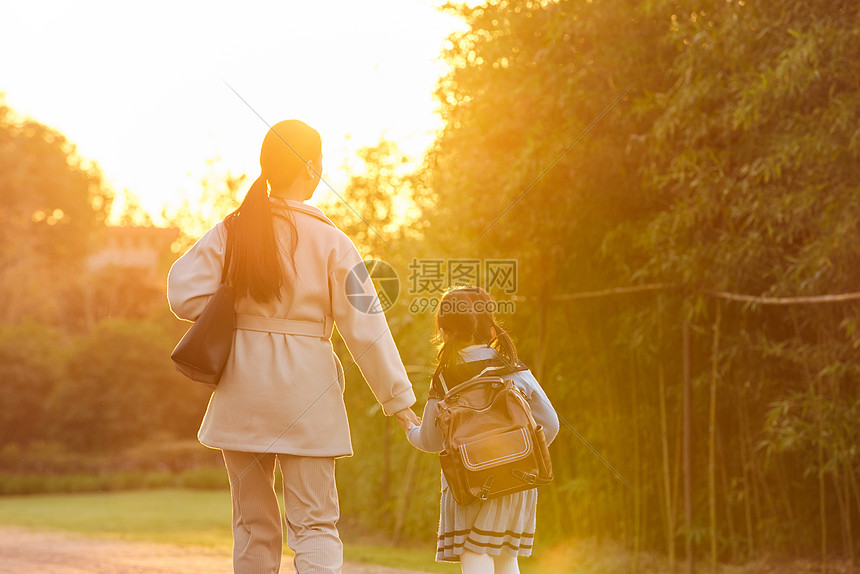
[[0, 1, 466, 226]]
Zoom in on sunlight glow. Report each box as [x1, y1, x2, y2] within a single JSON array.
[[0, 1, 467, 224]]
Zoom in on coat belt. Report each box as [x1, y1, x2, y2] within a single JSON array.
[[234, 314, 334, 339]]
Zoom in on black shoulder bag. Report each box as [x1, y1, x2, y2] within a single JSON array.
[[170, 231, 235, 388]]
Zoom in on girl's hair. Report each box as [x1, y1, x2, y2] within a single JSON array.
[[225, 120, 322, 303], [432, 286, 519, 380]]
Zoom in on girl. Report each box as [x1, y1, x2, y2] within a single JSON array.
[[402, 286, 559, 574], [168, 120, 419, 574]]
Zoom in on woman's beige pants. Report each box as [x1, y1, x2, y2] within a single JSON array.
[[222, 450, 342, 574]]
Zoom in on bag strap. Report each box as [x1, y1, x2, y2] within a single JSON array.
[[443, 375, 508, 399], [438, 372, 449, 395], [432, 357, 520, 399], [221, 226, 234, 285]]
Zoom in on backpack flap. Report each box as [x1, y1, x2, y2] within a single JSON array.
[[459, 426, 547, 502], [460, 428, 533, 471]]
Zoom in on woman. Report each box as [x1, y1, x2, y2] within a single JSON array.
[[168, 120, 420, 574]]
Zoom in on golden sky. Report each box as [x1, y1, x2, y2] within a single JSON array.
[[1, 0, 467, 223]]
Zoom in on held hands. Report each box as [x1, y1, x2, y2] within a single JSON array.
[[393, 407, 421, 432]]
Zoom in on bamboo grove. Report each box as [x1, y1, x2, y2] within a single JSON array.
[[331, 0, 860, 569]]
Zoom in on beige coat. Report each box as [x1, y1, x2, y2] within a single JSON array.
[[167, 198, 416, 457]]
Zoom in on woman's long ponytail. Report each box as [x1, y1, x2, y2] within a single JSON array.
[[224, 120, 321, 304], [226, 174, 283, 303]]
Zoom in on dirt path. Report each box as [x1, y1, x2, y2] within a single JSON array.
[[0, 527, 434, 574]]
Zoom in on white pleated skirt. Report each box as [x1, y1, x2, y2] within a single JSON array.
[[435, 475, 538, 562]]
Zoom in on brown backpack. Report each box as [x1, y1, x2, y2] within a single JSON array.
[[435, 368, 553, 506]]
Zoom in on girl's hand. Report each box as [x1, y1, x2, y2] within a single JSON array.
[[393, 407, 421, 432]]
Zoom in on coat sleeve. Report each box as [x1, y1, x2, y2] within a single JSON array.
[[329, 242, 416, 416], [167, 222, 227, 322]]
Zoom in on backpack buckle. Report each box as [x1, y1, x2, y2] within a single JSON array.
[[477, 476, 495, 500], [513, 469, 538, 485]]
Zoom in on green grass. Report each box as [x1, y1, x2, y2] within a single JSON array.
[[0, 489, 459, 571], [0, 489, 587, 573], [0, 489, 233, 549]]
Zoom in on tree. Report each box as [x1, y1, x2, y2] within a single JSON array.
[[425, 0, 673, 550], [635, 0, 860, 562], [161, 157, 246, 254], [0, 323, 63, 445], [422, 0, 860, 565], [315, 140, 441, 539], [49, 318, 210, 451], [0, 97, 112, 325], [317, 139, 426, 260]]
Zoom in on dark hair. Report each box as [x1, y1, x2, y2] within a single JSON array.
[[432, 286, 518, 380], [225, 120, 322, 303]]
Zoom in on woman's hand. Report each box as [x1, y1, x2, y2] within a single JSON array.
[[393, 407, 421, 432]]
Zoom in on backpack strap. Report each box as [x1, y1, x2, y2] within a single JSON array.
[[437, 372, 449, 396], [430, 356, 527, 399]]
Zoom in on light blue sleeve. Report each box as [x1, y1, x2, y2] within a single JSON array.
[[512, 369, 560, 444], [406, 397, 445, 453]]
